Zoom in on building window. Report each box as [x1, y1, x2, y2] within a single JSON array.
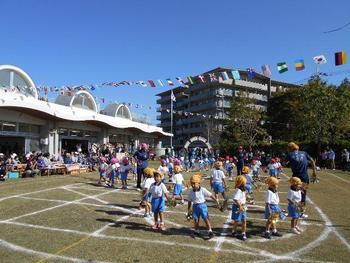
[[2, 122, 16, 132], [19, 123, 30, 133]]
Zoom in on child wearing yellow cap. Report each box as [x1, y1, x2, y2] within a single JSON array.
[[187, 174, 219, 238], [141, 167, 155, 218], [287, 177, 303, 234], [264, 177, 283, 239], [172, 165, 185, 205], [231, 175, 248, 240], [210, 161, 227, 205]]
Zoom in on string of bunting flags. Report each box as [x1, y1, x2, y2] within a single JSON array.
[[1, 50, 348, 106]]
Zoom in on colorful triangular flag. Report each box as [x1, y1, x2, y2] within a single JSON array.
[[277, 62, 288, 73], [231, 70, 240, 80], [294, 59, 305, 71], [335, 51, 347, 66]]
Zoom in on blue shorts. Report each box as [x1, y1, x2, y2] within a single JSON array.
[[213, 182, 224, 193], [151, 197, 165, 213], [231, 204, 246, 222], [288, 203, 300, 219], [173, 184, 183, 195], [143, 192, 152, 203], [121, 172, 128, 181], [192, 203, 209, 221], [265, 204, 280, 219], [245, 184, 252, 194], [269, 170, 277, 176], [99, 172, 106, 178]]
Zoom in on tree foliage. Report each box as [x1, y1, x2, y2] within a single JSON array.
[[219, 91, 267, 152], [267, 77, 350, 155]]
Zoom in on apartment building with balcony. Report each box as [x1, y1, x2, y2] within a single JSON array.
[[156, 67, 299, 149]]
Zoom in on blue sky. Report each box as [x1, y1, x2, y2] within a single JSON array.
[[1, 0, 349, 124]]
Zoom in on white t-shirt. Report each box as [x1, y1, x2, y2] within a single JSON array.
[[265, 189, 280, 205], [112, 163, 120, 170], [211, 169, 225, 183], [173, 173, 184, 184], [232, 188, 246, 205], [149, 182, 168, 198], [251, 164, 259, 172], [187, 187, 212, 204], [287, 188, 302, 203], [142, 177, 155, 190], [158, 166, 169, 178]]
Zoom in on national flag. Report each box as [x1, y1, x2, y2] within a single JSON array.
[[335, 51, 347, 66], [221, 71, 229, 80], [176, 77, 185, 85], [171, 90, 176, 102], [294, 59, 305, 71], [247, 68, 256, 79], [313, 55, 327, 64], [277, 62, 288, 73], [187, 76, 194, 85], [231, 70, 240, 80], [157, 80, 164, 87], [136, 81, 147, 87], [261, 65, 272, 77], [166, 78, 174, 86], [198, 75, 205, 83], [148, 80, 156, 87], [209, 73, 218, 82]]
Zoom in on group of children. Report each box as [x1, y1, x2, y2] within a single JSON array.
[[98, 156, 134, 189], [97, 156, 305, 240]]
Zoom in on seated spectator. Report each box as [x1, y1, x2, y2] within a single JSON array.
[[0, 156, 6, 181], [64, 153, 73, 164], [24, 155, 40, 177]]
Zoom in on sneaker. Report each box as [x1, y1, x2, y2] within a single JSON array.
[[289, 228, 301, 235], [242, 233, 247, 241], [231, 231, 237, 237], [272, 231, 283, 237], [208, 231, 215, 238], [180, 200, 185, 205], [151, 224, 159, 230], [143, 213, 148, 218], [295, 226, 303, 232], [136, 188, 142, 192], [300, 213, 309, 219], [264, 231, 272, 239], [159, 223, 166, 231]]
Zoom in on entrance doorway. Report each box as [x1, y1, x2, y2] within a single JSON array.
[[61, 139, 88, 154], [0, 136, 25, 156]]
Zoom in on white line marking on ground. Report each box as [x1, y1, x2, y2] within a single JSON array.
[[324, 171, 350, 183], [307, 196, 350, 251], [0, 220, 264, 257], [0, 183, 84, 202], [0, 238, 112, 263], [4, 189, 119, 222], [214, 211, 232, 252]]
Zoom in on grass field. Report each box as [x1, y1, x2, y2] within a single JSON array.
[[0, 163, 349, 263]]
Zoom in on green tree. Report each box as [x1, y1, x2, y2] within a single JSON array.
[[267, 77, 350, 155], [219, 91, 267, 152]]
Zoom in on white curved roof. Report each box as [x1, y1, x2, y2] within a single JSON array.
[[55, 90, 98, 112], [103, 103, 132, 120], [0, 91, 171, 137], [0, 64, 38, 99]]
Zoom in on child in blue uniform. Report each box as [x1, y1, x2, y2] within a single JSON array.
[[242, 166, 255, 204], [287, 177, 303, 234], [120, 158, 131, 189], [264, 177, 283, 239], [172, 165, 185, 205], [98, 157, 108, 185], [231, 175, 248, 240], [187, 174, 219, 238], [141, 167, 155, 217], [149, 171, 170, 230], [210, 161, 227, 204]]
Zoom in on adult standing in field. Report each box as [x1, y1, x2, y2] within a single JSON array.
[[285, 142, 317, 218], [327, 149, 336, 170], [133, 143, 149, 190], [234, 145, 246, 175], [341, 149, 349, 171]]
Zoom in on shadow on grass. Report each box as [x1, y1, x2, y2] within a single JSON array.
[[95, 209, 129, 217]]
